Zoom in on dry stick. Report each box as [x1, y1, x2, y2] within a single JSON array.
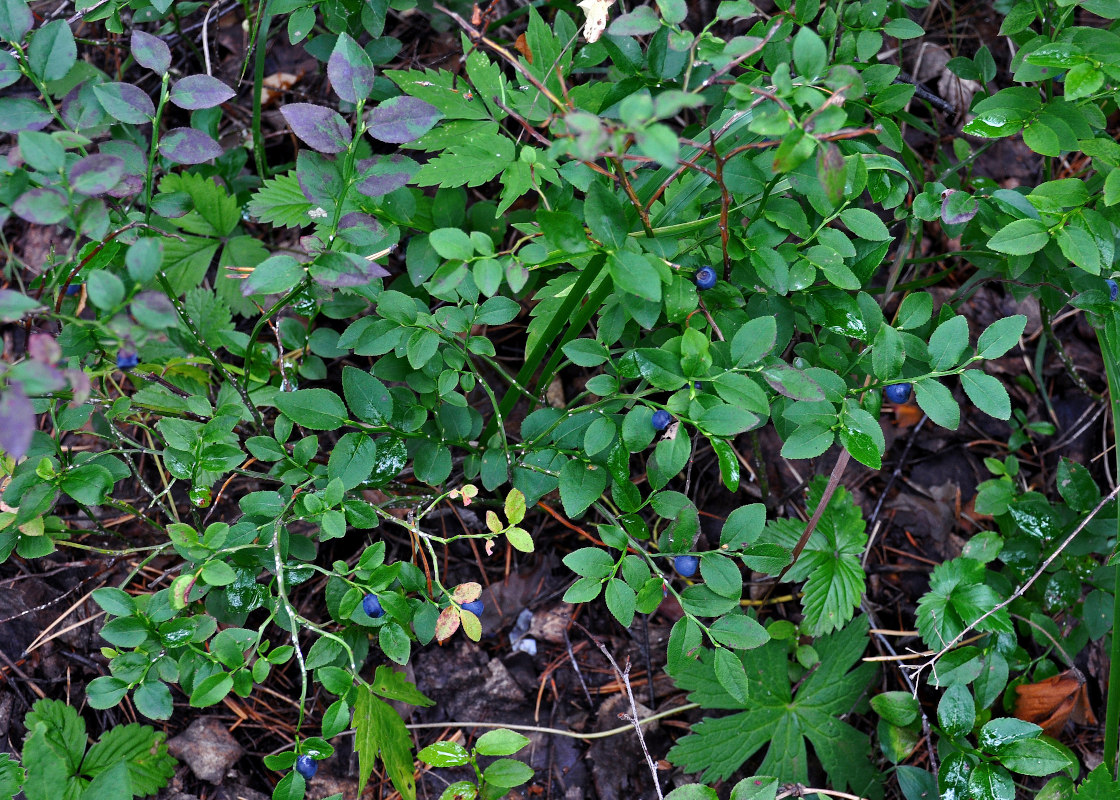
[[773, 449, 851, 586], [906, 479, 1120, 685], [775, 786, 870, 800], [576, 622, 665, 800]]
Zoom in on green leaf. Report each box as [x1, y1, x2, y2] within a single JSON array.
[[976, 315, 1026, 359], [475, 729, 530, 757], [83, 723, 176, 794], [840, 208, 891, 241], [960, 370, 1011, 420], [429, 228, 474, 261], [914, 378, 959, 430], [937, 683, 976, 738], [884, 17, 925, 38], [916, 557, 1012, 649], [792, 26, 826, 77], [730, 316, 777, 366], [993, 738, 1073, 776], [764, 478, 866, 634], [988, 219, 1049, 255], [559, 460, 608, 518], [328, 32, 376, 105], [355, 687, 417, 800], [714, 647, 749, 704], [871, 691, 920, 726], [968, 763, 1015, 800], [927, 315, 969, 371], [275, 389, 349, 430], [0, 0, 33, 43], [189, 672, 233, 707], [418, 742, 470, 767], [709, 614, 769, 650], [729, 777, 778, 800], [482, 758, 534, 789], [28, 20, 76, 81], [605, 578, 636, 627], [666, 617, 877, 793]]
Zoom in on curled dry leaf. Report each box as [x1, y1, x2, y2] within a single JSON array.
[[577, 0, 615, 43], [1013, 668, 1096, 737]]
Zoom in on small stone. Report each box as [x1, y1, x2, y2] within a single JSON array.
[[167, 718, 243, 783]]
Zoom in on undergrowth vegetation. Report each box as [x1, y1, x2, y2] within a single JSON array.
[[2, 0, 1120, 797]]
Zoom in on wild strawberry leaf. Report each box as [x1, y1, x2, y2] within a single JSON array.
[[666, 617, 878, 795], [764, 476, 867, 634]]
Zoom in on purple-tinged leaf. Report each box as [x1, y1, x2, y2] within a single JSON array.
[[337, 212, 386, 246], [816, 142, 845, 209], [940, 190, 979, 225], [61, 82, 107, 130], [130, 291, 176, 329], [12, 187, 69, 224], [131, 30, 171, 74], [100, 140, 145, 198], [328, 32, 376, 105], [28, 333, 61, 364], [0, 97, 52, 132], [310, 251, 390, 288], [296, 151, 344, 206], [170, 74, 236, 110], [159, 127, 222, 164], [0, 385, 34, 459], [93, 82, 155, 124], [69, 154, 125, 196], [355, 154, 418, 197], [280, 103, 351, 154], [0, 289, 42, 322], [0, 0, 33, 44], [0, 51, 20, 90], [365, 96, 442, 144], [66, 369, 90, 404]]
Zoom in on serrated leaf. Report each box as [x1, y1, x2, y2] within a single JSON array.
[[355, 688, 417, 800], [247, 171, 314, 228]]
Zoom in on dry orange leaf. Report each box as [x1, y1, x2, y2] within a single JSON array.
[[514, 32, 532, 64], [1013, 668, 1096, 737]]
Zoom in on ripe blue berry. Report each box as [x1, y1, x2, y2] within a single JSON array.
[[116, 351, 139, 370], [362, 593, 385, 618], [295, 755, 317, 780], [65, 284, 81, 296], [1107, 279, 1118, 302], [884, 383, 912, 404], [695, 266, 717, 290], [651, 409, 672, 431], [674, 555, 699, 577], [461, 599, 484, 617]]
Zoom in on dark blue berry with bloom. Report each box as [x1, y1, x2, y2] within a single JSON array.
[[295, 755, 317, 780], [66, 284, 81, 296], [695, 266, 717, 290], [116, 351, 139, 370], [1107, 279, 1118, 302], [884, 383, 912, 404], [651, 409, 672, 431], [362, 593, 385, 618], [461, 599, 484, 617], [674, 555, 699, 577]]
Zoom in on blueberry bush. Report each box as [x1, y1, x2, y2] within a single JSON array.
[[2, 0, 1120, 797]]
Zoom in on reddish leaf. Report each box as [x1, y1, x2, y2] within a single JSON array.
[[435, 606, 461, 642]]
